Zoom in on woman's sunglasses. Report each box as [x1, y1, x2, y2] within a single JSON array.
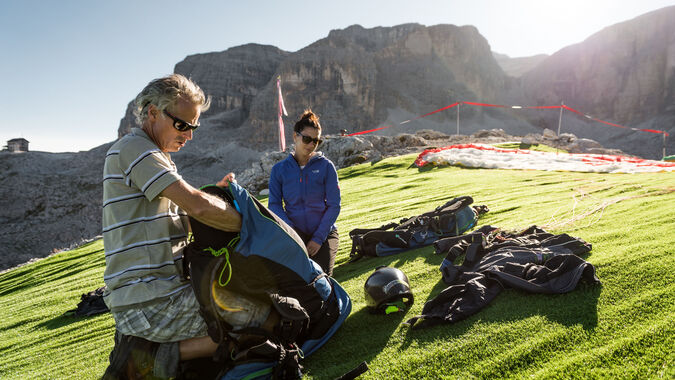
[[296, 132, 323, 146], [163, 109, 200, 132]]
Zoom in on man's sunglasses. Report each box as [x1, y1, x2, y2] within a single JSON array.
[[296, 132, 323, 146], [163, 109, 199, 132]]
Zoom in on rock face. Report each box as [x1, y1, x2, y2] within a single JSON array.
[[118, 44, 289, 138], [0, 144, 111, 271], [267, 23, 507, 141], [118, 24, 513, 149], [493, 52, 549, 77], [521, 6, 675, 159]]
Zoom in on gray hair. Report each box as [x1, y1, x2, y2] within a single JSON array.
[[133, 73, 211, 125]]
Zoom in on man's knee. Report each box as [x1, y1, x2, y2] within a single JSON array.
[[178, 335, 219, 361]]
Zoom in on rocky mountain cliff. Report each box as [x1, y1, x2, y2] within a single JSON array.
[[0, 144, 111, 271], [520, 6, 675, 158], [493, 52, 549, 77], [118, 23, 524, 148]]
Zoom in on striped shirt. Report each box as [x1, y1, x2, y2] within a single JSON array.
[[102, 128, 191, 311]]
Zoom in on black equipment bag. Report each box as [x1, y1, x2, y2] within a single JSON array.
[[182, 183, 352, 379], [348, 196, 488, 261]]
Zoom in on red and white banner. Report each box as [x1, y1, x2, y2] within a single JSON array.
[[277, 77, 288, 152], [415, 144, 675, 174]]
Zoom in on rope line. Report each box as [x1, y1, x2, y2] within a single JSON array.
[[348, 101, 669, 137], [541, 187, 674, 231]]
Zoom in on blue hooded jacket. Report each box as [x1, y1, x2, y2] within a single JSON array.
[[268, 152, 340, 245]]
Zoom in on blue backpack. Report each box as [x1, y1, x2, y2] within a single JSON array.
[[184, 182, 351, 379]]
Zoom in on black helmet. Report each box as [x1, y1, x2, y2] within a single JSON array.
[[364, 266, 414, 314]]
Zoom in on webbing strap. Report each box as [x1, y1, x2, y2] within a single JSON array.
[[204, 237, 240, 287]]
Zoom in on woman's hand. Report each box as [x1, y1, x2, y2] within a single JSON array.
[[216, 172, 236, 187], [306, 240, 321, 257]]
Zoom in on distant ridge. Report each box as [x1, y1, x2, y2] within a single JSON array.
[[492, 52, 548, 77]]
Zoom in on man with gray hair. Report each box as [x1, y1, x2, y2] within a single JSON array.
[[101, 74, 239, 379]]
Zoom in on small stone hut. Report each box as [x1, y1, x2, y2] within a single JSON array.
[[4, 138, 29, 152]]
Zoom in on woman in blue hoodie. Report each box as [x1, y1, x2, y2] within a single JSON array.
[[269, 110, 341, 275]]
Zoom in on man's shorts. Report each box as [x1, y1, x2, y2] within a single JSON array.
[[112, 286, 208, 343]]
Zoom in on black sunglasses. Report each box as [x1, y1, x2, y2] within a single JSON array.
[[296, 132, 323, 146], [163, 109, 199, 132]]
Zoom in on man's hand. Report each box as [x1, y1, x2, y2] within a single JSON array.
[[161, 179, 241, 232], [216, 172, 236, 187], [306, 240, 321, 257]]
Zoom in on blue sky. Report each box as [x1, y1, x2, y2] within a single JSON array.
[[2, 0, 674, 152]]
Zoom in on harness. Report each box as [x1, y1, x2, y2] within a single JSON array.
[[183, 183, 351, 379], [349, 196, 488, 261]]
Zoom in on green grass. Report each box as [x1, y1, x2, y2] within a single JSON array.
[[1, 153, 673, 379]]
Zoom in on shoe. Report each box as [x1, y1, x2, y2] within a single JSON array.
[[102, 330, 162, 380]]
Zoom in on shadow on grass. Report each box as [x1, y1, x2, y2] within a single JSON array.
[[334, 246, 441, 284], [335, 247, 601, 357], [400, 281, 602, 350], [35, 314, 82, 330], [0, 260, 104, 297], [413, 164, 482, 173], [423, 278, 450, 302], [340, 162, 406, 181], [0, 247, 104, 294], [3, 316, 45, 331], [412, 164, 435, 173], [308, 264, 602, 378], [303, 303, 407, 378], [312, 226, 602, 376], [35, 311, 109, 331]]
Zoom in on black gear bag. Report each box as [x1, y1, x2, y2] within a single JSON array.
[[348, 196, 488, 261]]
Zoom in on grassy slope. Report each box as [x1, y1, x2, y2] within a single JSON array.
[[0, 153, 673, 379]]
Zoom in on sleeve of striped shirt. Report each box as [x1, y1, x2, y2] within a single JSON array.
[[118, 144, 182, 201]]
